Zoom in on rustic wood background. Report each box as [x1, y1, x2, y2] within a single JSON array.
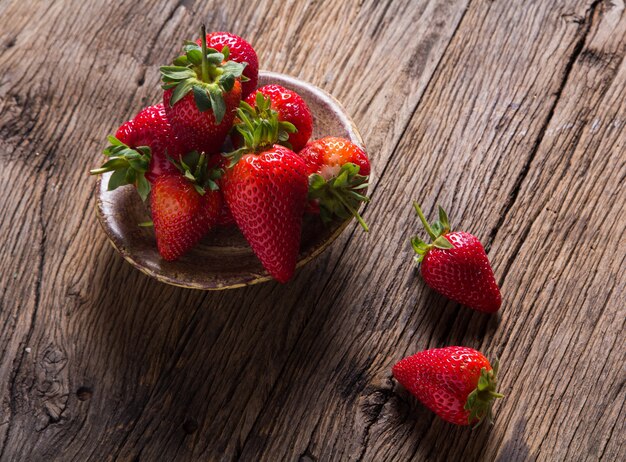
[[0, 0, 624, 460]]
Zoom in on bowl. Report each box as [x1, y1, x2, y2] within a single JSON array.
[[95, 71, 366, 289]]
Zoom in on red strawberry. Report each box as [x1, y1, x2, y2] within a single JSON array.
[[151, 174, 221, 261], [90, 104, 182, 197], [411, 204, 502, 313], [392, 346, 503, 426], [222, 144, 308, 283], [197, 32, 259, 98], [161, 25, 246, 154], [244, 85, 313, 151], [92, 142, 224, 260], [114, 103, 181, 182], [224, 98, 310, 282], [299, 137, 370, 231], [300, 136, 370, 177]]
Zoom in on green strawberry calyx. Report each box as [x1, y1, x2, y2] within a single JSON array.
[[308, 163, 370, 232], [160, 24, 247, 124], [223, 93, 297, 166], [89, 135, 151, 201], [411, 202, 454, 262], [464, 358, 504, 427], [167, 150, 223, 195]]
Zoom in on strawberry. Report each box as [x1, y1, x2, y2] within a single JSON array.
[[161, 25, 246, 154], [90, 104, 182, 201], [392, 346, 503, 426], [114, 104, 181, 182], [223, 106, 309, 283], [222, 145, 308, 282], [115, 103, 182, 181], [411, 204, 502, 313], [197, 32, 259, 98], [187, 153, 234, 227], [300, 136, 370, 177], [151, 174, 221, 261], [299, 137, 370, 231], [92, 140, 224, 260], [151, 151, 223, 261], [244, 85, 313, 151]]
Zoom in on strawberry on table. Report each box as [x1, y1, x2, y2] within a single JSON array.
[[244, 84, 313, 151], [411, 203, 502, 313], [392, 346, 503, 426], [161, 25, 246, 154], [299, 136, 370, 231], [198, 31, 259, 98], [222, 103, 309, 283]]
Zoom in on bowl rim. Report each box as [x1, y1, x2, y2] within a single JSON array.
[[94, 70, 366, 290]]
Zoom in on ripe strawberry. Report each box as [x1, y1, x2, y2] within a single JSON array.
[[209, 155, 235, 226], [197, 32, 259, 98], [299, 137, 370, 231], [392, 346, 503, 426], [90, 104, 183, 201], [114, 104, 181, 182], [161, 25, 246, 154], [151, 151, 223, 261], [411, 204, 502, 313], [223, 106, 309, 282], [244, 85, 313, 151], [151, 174, 221, 261], [300, 136, 370, 177], [222, 145, 308, 282]]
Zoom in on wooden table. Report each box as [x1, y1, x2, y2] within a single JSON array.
[[1, 0, 624, 460]]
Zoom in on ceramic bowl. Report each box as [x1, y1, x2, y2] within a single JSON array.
[[95, 71, 365, 289]]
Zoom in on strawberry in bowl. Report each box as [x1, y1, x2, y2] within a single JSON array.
[[93, 67, 370, 289], [160, 25, 247, 154]]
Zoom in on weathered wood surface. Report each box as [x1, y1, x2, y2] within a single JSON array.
[[0, 0, 624, 460]]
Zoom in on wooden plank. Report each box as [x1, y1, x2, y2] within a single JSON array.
[[0, 2, 236, 458], [237, 0, 626, 460], [0, 0, 469, 460], [481, 2, 626, 460]]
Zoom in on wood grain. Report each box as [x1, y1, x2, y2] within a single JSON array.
[[0, 0, 624, 461]]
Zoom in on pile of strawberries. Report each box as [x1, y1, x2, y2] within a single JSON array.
[[91, 26, 370, 283]]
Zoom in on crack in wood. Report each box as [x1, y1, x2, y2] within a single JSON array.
[[0, 167, 50, 459], [298, 445, 317, 462], [484, 0, 603, 261], [355, 384, 395, 462]]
